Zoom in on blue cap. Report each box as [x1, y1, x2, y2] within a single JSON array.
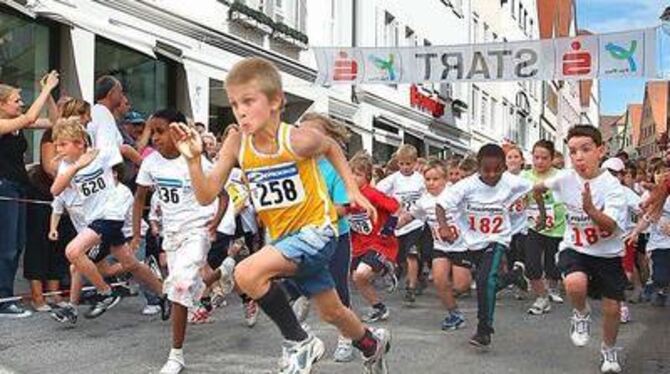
[[124, 111, 145, 125]]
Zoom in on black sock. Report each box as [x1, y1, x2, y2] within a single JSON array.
[[372, 302, 385, 310], [240, 293, 252, 304], [353, 328, 378, 358], [256, 282, 308, 342]]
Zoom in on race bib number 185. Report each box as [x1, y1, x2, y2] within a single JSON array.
[[246, 162, 306, 211]]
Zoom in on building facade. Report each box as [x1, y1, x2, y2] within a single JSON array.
[[1, 0, 597, 165]]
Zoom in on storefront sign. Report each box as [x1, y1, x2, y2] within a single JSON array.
[[409, 85, 445, 118], [314, 27, 659, 85]]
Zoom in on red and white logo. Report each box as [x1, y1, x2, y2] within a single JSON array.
[[333, 51, 358, 81], [562, 40, 592, 76]]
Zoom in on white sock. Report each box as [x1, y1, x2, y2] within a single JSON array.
[[169, 348, 184, 362]]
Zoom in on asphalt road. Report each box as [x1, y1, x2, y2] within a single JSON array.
[[1, 285, 668, 374]]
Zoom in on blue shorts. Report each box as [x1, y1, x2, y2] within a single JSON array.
[[89, 220, 126, 249], [274, 226, 337, 297]]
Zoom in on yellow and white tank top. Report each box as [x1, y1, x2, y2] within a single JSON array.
[[239, 122, 337, 241]]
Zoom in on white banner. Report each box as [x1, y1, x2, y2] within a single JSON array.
[[314, 28, 659, 85]]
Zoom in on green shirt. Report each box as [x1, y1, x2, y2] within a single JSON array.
[[522, 168, 566, 238]]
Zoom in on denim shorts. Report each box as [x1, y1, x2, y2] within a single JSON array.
[[274, 225, 337, 297]]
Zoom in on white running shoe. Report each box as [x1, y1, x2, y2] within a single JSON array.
[[243, 299, 259, 328], [291, 296, 311, 324], [217, 257, 236, 295], [548, 288, 564, 303], [159, 350, 185, 374], [619, 304, 630, 324], [600, 344, 622, 373], [570, 309, 591, 347], [142, 304, 161, 316], [333, 335, 355, 363], [528, 296, 551, 315], [363, 327, 392, 374], [279, 335, 325, 374]]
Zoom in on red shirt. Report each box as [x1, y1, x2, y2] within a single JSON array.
[[346, 184, 400, 261]]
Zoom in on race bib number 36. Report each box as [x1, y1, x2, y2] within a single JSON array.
[[246, 162, 306, 211]]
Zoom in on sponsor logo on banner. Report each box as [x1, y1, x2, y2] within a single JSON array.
[[366, 53, 400, 82], [562, 41, 592, 76], [606, 41, 638, 72], [333, 51, 358, 81], [600, 31, 644, 78]]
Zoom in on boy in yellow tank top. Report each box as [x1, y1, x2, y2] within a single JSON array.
[[170, 57, 391, 374]]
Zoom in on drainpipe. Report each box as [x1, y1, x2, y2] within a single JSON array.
[[351, 0, 358, 104]]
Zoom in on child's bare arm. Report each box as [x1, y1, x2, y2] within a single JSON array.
[[49, 212, 62, 241]]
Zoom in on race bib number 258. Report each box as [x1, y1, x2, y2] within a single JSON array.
[[246, 162, 306, 211]]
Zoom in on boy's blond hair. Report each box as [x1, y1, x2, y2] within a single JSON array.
[[396, 144, 418, 161], [225, 57, 283, 103], [300, 112, 350, 145], [52, 116, 87, 143], [458, 156, 478, 176], [60, 98, 91, 119], [350, 152, 374, 181], [424, 157, 448, 176]]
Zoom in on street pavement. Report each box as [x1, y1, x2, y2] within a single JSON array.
[[0, 285, 668, 374]]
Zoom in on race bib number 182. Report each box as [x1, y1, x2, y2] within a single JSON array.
[[246, 162, 306, 211]]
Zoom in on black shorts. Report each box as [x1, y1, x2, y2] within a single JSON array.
[[432, 250, 476, 270], [418, 224, 434, 262], [558, 248, 627, 301], [351, 250, 389, 274], [89, 219, 126, 248], [398, 227, 423, 258], [207, 231, 255, 269], [87, 243, 111, 263]]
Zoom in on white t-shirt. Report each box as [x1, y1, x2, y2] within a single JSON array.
[[376, 171, 426, 236], [505, 172, 528, 236], [88, 104, 123, 149], [411, 189, 467, 253], [136, 152, 217, 234], [438, 173, 533, 250], [52, 190, 87, 233], [217, 168, 258, 235], [545, 169, 627, 258], [109, 183, 148, 238], [57, 147, 125, 224], [622, 186, 642, 234], [646, 198, 670, 252]]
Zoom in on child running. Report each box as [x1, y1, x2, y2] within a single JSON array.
[[170, 57, 390, 374], [50, 117, 166, 320], [533, 125, 628, 373], [131, 109, 220, 374]]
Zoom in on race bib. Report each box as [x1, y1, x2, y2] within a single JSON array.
[[397, 191, 422, 211], [528, 204, 555, 228], [567, 212, 611, 247], [349, 212, 373, 235], [74, 169, 109, 198], [246, 162, 306, 212], [466, 203, 505, 235], [156, 178, 185, 204]]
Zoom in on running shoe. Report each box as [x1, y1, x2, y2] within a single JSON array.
[[243, 299, 259, 327], [362, 305, 389, 323], [528, 296, 551, 315], [279, 335, 325, 374], [142, 304, 161, 316], [570, 309, 591, 347], [383, 262, 399, 293], [362, 327, 391, 374], [403, 288, 416, 305], [441, 311, 465, 331], [84, 291, 121, 319], [217, 257, 236, 295], [548, 288, 564, 303], [512, 262, 530, 292], [333, 335, 355, 363], [159, 353, 185, 374], [619, 304, 630, 324], [469, 330, 491, 348], [159, 295, 172, 321], [653, 290, 667, 307], [600, 344, 622, 373], [50, 304, 78, 324], [291, 295, 311, 323], [188, 306, 212, 324]]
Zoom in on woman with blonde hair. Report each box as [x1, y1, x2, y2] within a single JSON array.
[[0, 71, 59, 318]]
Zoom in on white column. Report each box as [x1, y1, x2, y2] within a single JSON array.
[[62, 26, 95, 103]]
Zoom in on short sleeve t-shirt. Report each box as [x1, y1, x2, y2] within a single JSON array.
[[544, 169, 627, 258], [411, 189, 467, 253], [438, 173, 533, 250], [57, 147, 124, 224], [318, 158, 349, 235], [646, 198, 670, 252], [52, 189, 87, 233], [136, 152, 216, 234], [622, 186, 641, 234], [88, 104, 123, 149], [521, 168, 567, 238], [217, 168, 258, 236], [376, 171, 425, 236]]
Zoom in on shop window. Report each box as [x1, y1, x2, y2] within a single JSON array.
[[373, 138, 397, 164], [95, 37, 176, 118], [346, 131, 363, 159], [0, 8, 58, 164]]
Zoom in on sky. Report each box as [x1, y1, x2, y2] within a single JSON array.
[[576, 0, 669, 115]]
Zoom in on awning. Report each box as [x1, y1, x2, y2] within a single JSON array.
[[32, 0, 157, 58], [1, 0, 35, 18]]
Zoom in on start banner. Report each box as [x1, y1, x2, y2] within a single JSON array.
[[314, 28, 659, 85]]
